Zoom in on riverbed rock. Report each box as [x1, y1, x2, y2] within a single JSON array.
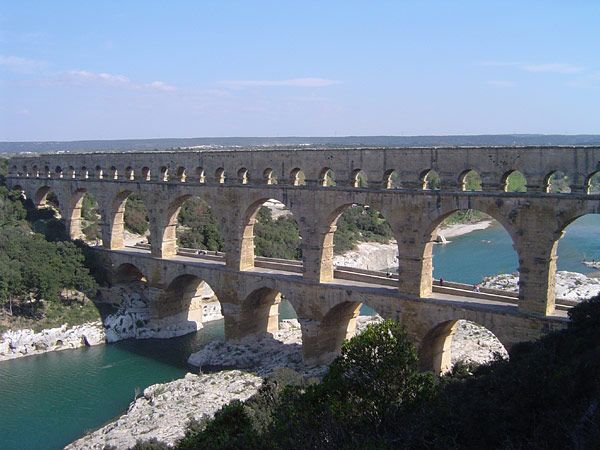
[[66, 370, 263, 450], [102, 282, 223, 343], [481, 270, 600, 301], [451, 320, 508, 366], [0, 321, 106, 361]]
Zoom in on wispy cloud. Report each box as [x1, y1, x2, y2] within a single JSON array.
[[68, 69, 130, 85], [481, 61, 584, 74], [220, 77, 340, 88], [67, 69, 176, 91], [486, 80, 516, 88], [0, 55, 46, 73], [145, 80, 177, 92]]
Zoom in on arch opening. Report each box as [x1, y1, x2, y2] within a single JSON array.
[[80, 166, 89, 179], [109, 166, 118, 180], [319, 168, 336, 187], [95, 166, 104, 180], [586, 171, 600, 194], [545, 170, 571, 193], [230, 287, 303, 363], [383, 169, 400, 189], [459, 169, 482, 191], [160, 166, 169, 182], [352, 169, 368, 188], [503, 170, 527, 192], [553, 214, 600, 304], [421, 169, 440, 190], [332, 204, 394, 261], [176, 166, 187, 182], [123, 193, 150, 245], [240, 198, 303, 270], [263, 168, 277, 185], [141, 167, 151, 181], [419, 319, 508, 374], [427, 209, 519, 297], [158, 275, 224, 338], [80, 192, 101, 242], [237, 167, 249, 184], [173, 196, 224, 252], [290, 168, 306, 186], [125, 167, 134, 180], [195, 167, 206, 184], [215, 167, 226, 184]]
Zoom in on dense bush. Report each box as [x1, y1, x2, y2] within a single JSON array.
[[124, 194, 149, 235], [0, 166, 98, 327], [333, 205, 394, 253], [162, 297, 600, 449], [176, 197, 224, 251], [253, 207, 302, 260]]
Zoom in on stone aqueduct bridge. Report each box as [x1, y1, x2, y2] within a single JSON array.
[[7, 146, 600, 371]]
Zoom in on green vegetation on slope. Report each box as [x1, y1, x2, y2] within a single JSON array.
[[137, 297, 600, 449], [333, 205, 394, 253], [176, 197, 224, 251], [253, 207, 302, 260], [0, 158, 99, 332]]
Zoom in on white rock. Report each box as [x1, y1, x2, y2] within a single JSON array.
[[66, 370, 262, 450], [481, 270, 600, 301]]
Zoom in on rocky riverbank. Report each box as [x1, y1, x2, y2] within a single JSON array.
[[481, 270, 600, 301], [0, 321, 105, 362], [66, 370, 263, 450], [333, 220, 493, 271], [68, 313, 508, 448]]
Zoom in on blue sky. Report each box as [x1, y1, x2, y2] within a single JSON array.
[[1, 1, 599, 140]]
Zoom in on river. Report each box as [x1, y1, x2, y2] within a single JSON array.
[[1, 215, 599, 449]]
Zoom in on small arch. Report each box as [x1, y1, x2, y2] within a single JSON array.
[[458, 169, 482, 191], [125, 166, 134, 180], [43, 165, 50, 177], [321, 301, 363, 355], [290, 168, 306, 186], [237, 167, 249, 184], [31, 165, 39, 178], [175, 166, 187, 182], [54, 166, 63, 178], [383, 169, 399, 189], [10, 165, 19, 176], [319, 168, 336, 187], [95, 166, 104, 180], [502, 170, 527, 192], [67, 166, 76, 179], [80, 167, 89, 179], [110, 166, 118, 180], [545, 170, 571, 193], [215, 167, 226, 184], [141, 167, 151, 181], [160, 166, 169, 182], [420, 169, 440, 190], [263, 168, 277, 185], [195, 167, 206, 184], [585, 171, 600, 194], [352, 169, 367, 188]]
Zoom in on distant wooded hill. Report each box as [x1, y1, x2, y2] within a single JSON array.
[[2, 134, 600, 154]]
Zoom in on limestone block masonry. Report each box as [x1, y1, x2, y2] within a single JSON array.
[[10, 146, 598, 372]]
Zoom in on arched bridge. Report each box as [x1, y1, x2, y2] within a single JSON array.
[[8, 146, 600, 372]]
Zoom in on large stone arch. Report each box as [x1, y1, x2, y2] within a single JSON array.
[[113, 262, 147, 284], [311, 195, 398, 283], [104, 189, 139, 250], [236, 195, 305, 271], [160, 193, 222, 258], [155, 273, 222, 335], [418, 318, 509, 374], [412, 199, 520, 297]]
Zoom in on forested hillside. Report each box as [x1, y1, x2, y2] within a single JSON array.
[[0, 159, 99, 332]]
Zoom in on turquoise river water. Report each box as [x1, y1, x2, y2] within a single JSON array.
[[1, 215, 599, 449]]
